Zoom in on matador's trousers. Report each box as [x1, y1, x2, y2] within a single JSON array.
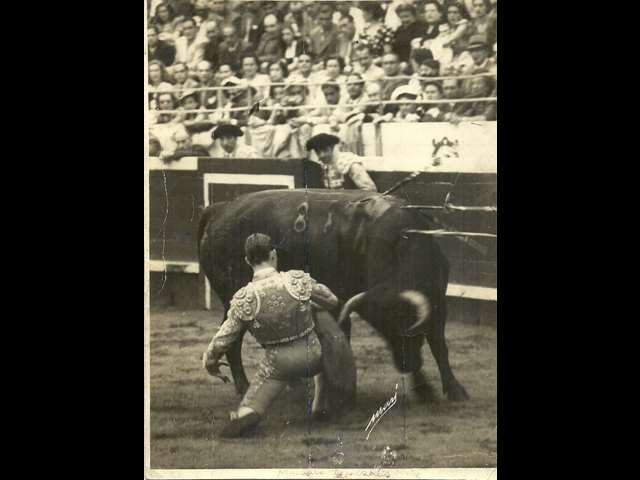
[[239, 330, 323, 416]]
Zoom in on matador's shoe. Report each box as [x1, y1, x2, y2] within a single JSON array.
[[219, 412, 261, 438]]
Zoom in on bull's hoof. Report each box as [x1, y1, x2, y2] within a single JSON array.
[[219, 412, 261, 438], [446, 382, 469, 402]]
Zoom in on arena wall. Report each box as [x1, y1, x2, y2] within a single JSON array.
[[146, 122, 497, 324]]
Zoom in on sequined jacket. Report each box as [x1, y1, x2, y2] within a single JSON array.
[[207, 268, 339, 355]]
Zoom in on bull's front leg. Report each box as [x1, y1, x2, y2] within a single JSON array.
[[226, 328, 249, 396]]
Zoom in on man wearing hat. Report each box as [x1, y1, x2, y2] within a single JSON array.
[[306, 133, 377, 191], [464, 34, 494, 73], [209, 124, 258, 158], [202, 233, 356, 437]]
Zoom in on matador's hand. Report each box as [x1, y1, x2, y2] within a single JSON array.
[[202, 351, 231, 383]]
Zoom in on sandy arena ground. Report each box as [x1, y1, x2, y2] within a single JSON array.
[[148, 307, 497, 469]]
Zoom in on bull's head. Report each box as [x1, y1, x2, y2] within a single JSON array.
[[431, 137, 459, 167]]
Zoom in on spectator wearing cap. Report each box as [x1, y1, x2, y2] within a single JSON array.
[[256, 14, 284, 66], [392, 2, 429, 64], [309, 4, 340, 63], [241, 55, 270, 102], [175, 18, 208, 72], [160, 129, 210, 163], [464, 35, 493, 72], [380, 53, 409, 101], [148, 25, 176, 67], [306, 133, 377, 191], [218, 24, 253, 73], [390, 84, 423, 122], [353, 45, 385, 85], [209, 124, 259, 158]]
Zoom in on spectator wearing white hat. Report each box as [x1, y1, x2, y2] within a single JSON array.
[[390, 84, 423, 122]]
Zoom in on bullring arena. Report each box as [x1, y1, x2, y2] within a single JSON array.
[[145, 0, 497, 475]]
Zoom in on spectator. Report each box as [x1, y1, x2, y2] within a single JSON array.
[[283, 1, 316, 39], [281, 26, 310, 67], [468, 0, 492, 38], [464, 35, 494, 73], [217, 63, 235, 83], [353, 45, 385, 84], [334, 73, 369, 123], [420, 81, 456, 122], [256, 14, 284, 65], [380, 53, 409, 100], [160, 129, 210, 163], [442, 77, 469, 115], [175, 90, 207, 124], [209, 124, 259, 158], [208, 0, 228, 26], [443, 1, 472, 55], [485, 3, 497, 47], [309, 5, 340, 62], [359, 1, 385, 45], [306, 82, 342, 128], [268, 60, 288, 85], [409, 48, 440, 88], [150, 2, 178, 37], [148, 25, 176, 67], [170, 62, 200, 97], [149, 134, 162, 156], [458, 72, 496, 121], [390, 85, 422, 122], [196, 60, 219, 110], [322, 56, 347, 85], [333, 1, 365, 37], [423, 1, 445, 39], [241, 55, 270, 101], [154, 92, 179, 125], [202, 21, 220, 69], [148, 60, 174, 108], [337, 14, 358, 67], [175, 17, 207, 71], [392, 2, 429, 63], [236, 1, 265, 49], [218, 24, 252, 73], [363, 82, 394, 123]]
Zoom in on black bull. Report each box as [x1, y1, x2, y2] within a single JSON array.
[[198, 189, 469, 402]]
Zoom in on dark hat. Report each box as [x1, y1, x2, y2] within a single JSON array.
[[412, 48, 434, 64], [244, 233, 274, 257], [212, 124, 243, 140], [467, 35, 489, 50], [305, 133, 340, 152]]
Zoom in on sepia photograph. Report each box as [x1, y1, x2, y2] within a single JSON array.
[[144, 0, 497, 477]]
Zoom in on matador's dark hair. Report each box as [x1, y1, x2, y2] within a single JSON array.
[[245, 233, 275, 265]]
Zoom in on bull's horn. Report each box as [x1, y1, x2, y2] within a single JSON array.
[[399, 290, 431, 332], [337, 291, 367, 325]]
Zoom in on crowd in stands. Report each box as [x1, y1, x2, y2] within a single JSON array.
[[147, 0, 497, 159]]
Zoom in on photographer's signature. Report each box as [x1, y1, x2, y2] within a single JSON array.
[[364, 383, 399, 440]]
